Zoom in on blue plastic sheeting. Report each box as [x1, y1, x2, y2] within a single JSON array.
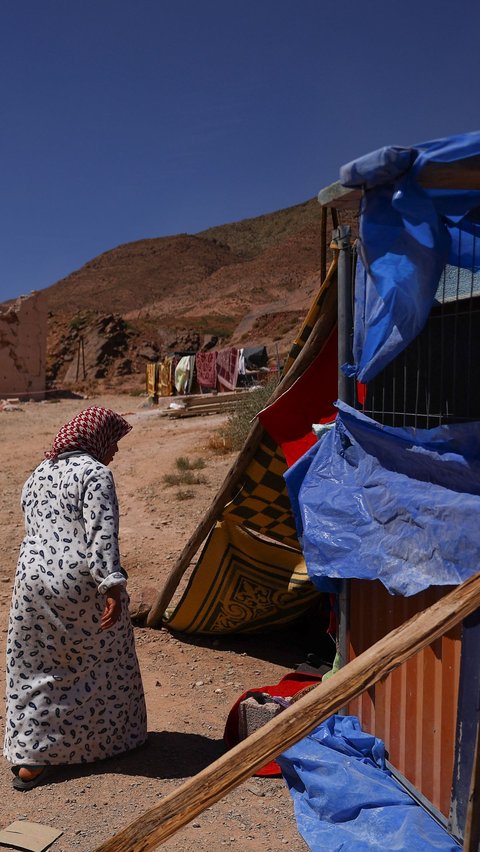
[[339, 131, 480, 382], [278, 715, 460, 851], [284, 402, 480, 596]]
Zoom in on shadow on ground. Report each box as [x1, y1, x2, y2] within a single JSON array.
[[169, 620, 335, 670], [48, 731, 225, 785]]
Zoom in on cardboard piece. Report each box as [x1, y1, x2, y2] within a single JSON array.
[[0, 821, 62, 852]]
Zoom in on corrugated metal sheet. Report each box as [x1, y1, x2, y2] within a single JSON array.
[[348, 579, 462, 817]]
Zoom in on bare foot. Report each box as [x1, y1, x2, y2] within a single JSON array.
[[18, 766, 45, 781]]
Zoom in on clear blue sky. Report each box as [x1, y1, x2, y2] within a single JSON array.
[[2, 0, 480, 302]]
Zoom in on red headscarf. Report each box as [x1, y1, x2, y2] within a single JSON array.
[[45, 406, 132, 462]]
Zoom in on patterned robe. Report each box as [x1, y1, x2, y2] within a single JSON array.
[[4, 452, 147, 766]]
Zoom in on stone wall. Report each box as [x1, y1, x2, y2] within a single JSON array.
[[0, 291, 47, 399]]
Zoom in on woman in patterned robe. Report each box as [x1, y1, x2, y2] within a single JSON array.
[[4, 407, 147, 789]]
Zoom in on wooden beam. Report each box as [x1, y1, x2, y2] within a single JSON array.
[[418, 155, 480, 191], [318, 181, 361, 210], [96, 572, 480, 852], [318, 154, 480, 209], [145, 260, 338, 627]]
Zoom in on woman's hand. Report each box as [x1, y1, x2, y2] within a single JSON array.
[[101, 584, 123, 630]]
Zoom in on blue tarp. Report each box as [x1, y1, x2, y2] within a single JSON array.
[[278, 715, 459, 851], [339, 131, 480, 383], [284, 402, 480, 596]]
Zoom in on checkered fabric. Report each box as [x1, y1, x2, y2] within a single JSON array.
[[45, 406, 132, 462], [222, 433, 299, 549]]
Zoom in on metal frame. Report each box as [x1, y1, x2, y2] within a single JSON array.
[[321, 157, 480, 843]]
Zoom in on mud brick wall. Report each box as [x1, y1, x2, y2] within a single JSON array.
[[0, 291, 47, 399]]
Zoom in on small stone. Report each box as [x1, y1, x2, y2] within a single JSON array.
[[247, 782, 265, 797], [214, 688, 223, 694], [195, 680, 204, 687]]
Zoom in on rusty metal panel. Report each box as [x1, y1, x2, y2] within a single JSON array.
[[348, 579, 461, 817]]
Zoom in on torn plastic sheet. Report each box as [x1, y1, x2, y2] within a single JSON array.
[[278, 715, 460, 851], [284, 402, 480, 596], [339, 130, 480, 382]]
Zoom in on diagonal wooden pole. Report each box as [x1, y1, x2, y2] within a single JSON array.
[[97, 572, 480, 851], [146, 258, 338, 627]]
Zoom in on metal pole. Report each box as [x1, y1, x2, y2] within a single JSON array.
[[335, 224, 354, 407], [333, 224, 354, 669]]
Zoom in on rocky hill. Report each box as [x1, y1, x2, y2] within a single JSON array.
[[39, 198, 357, 391]]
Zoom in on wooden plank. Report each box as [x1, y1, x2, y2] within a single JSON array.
[[145, 259, 338, 627], [318, 155, 480, 209], [418, 156, 480, 191], [318, 181, 361, 209], [165, 406, 239, 419], [96, 572, 480, 852]]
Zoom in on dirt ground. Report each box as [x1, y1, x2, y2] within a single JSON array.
[[0, 394, 310, 851]]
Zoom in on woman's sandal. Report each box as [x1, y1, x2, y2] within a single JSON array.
[[11, 765, 55, 791]]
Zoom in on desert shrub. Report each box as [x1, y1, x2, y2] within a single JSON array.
[[176, 489, 195, 501], [216, 377, 279, 452], [175, 456, 206, 471], [162, 470, 207, 487], [207, 431, 233, 454]]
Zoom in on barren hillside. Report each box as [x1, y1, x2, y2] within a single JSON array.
[[29, 198, 357, 391]]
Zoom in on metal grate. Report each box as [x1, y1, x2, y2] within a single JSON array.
[[359, 237, 480, 427]]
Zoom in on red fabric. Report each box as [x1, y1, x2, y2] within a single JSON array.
[[196, 351, 218, 388], [45, 406, 132, 462], [224, 672, 323, 776], [217, 347, 239, 391], [357, 381, 368, 405], [258, 329, 338, 467]]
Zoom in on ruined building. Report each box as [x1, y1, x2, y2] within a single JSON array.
[[0, 291, 47, 399]]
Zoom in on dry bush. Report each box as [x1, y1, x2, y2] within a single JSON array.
[[163, 470, 207, 487], [210, 377, 279, 453], [176, 489, 195, 501], [175, 456, 206, 471]]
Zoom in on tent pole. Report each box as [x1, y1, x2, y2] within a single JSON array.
[[96, 570, 480, 852], [146, 262, 338, 627]]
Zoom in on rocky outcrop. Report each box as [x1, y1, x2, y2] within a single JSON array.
[[51, 314, 136, 384]]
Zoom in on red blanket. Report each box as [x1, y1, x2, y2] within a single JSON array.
[[196, 351, 218, 388], [224, 671, 323, 775], [259, 329, 338, 466], [217, 347, 239, 391]]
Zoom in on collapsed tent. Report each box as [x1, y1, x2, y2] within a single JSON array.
[[161, 255, 339, 634], [166, 520, 318, 634]]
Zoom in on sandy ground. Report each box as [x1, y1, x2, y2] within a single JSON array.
[[0, 394, 309, 851]]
